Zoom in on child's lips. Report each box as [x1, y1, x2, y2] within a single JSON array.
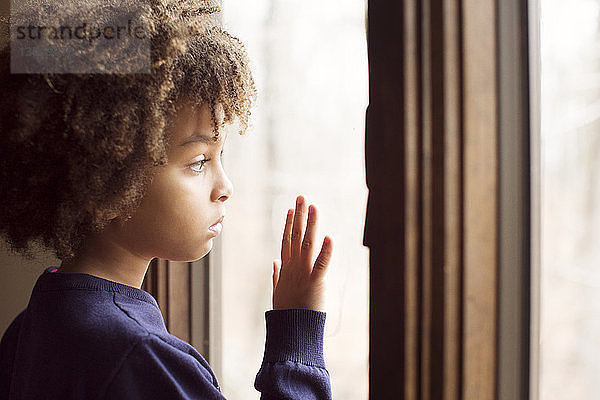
[[208, 222, 223, 236]]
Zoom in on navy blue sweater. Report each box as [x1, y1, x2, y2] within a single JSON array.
[[0, 266, 332, 399]]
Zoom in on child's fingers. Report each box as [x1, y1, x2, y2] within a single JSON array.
[[300, 204, 317, 271], [281, 209, 294, 263], [272, 259, 280, 289], [290, 196, 306, 260], [311, 236, 333, 281]]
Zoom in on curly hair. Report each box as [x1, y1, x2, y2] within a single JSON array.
[[0, 0, 257, 262]]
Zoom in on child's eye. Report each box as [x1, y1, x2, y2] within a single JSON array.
[[190, 158, 211, 174], [189, 150, 224, 174]]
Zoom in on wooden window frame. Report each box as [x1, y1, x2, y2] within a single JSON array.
[[364, 0, 536, 398]]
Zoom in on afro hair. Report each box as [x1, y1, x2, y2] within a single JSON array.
[[0, 0, 257, 262]]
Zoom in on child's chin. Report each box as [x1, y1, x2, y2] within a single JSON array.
[[188, 241, 214, 262], [162, 238, 214, 262]]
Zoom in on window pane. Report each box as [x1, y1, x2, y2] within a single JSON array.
[[220, 1, 369, 398], [540, 0, 600, 398]]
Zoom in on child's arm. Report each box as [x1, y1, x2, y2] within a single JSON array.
[[254, 196, 334, 399], [101, 334, 227, 399]]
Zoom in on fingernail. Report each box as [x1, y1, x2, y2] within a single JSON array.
[[297, 196, 304, 206]]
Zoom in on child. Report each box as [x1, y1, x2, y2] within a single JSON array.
[[0, 1, 334, 398]]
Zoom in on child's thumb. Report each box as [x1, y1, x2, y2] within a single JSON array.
[[272, 259, 281, 289]]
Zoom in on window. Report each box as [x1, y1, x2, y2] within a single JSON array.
[[141, 1, 600, 398]]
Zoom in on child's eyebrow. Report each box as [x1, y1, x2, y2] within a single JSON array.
[[179, 133, 220, 147]]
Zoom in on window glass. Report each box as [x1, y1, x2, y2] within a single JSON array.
[[540, 1, 600, 398], [220, 1, 369, 398]]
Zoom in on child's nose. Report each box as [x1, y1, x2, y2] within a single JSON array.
[[214, 171, 233, 202]]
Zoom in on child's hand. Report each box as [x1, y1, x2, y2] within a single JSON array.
[[271, 195, 333, 312]]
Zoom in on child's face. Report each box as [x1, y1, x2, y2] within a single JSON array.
[[111, 101, 233, 262]]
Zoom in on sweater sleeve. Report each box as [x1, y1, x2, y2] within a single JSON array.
[[254, 308, 332, 400], [102, 334, 225, 400]]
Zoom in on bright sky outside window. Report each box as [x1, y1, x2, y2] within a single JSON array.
[[540, 0, 600, 398]]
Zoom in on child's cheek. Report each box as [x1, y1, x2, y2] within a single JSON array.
[[137, 168, 212, 253]]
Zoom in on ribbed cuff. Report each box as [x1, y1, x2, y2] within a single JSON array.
[[262, 308, 327, 368]]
